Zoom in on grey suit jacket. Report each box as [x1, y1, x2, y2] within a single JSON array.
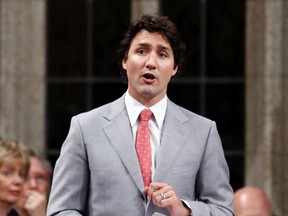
[[47, 94, 234, 216]]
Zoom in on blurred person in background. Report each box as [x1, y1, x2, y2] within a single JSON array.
[[0, 139, 30, 215], [234, 186, 273, 216], [8, 148, 52, 216]]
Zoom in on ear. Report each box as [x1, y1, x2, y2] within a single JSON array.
[[172, 65, 178, 76], [122, 59, 127, 70]]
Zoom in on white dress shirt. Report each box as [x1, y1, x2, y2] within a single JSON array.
[[125, 91, 167, 177]]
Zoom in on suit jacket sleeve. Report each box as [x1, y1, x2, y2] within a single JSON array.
[[188, 121, 234, 215], [47, 116, 88, 215]]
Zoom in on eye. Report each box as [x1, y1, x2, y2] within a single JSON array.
[[1, 169, 13, 177], [28, 172, 49, 183], [159, 52, 168, 58], [137, 48, 146, 55], [35, 175, 45, 181]]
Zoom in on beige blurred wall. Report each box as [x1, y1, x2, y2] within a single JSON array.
[[0, 0, 46, 157], [245, 1, 288, 215]]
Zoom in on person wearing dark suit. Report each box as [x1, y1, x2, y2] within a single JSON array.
[[47, 14, 234, 216]]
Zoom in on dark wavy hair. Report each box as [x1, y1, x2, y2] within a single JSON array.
[[118, 14, 186, 82]]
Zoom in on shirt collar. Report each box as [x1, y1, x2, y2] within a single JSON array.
[[125, 91, 167, 129]]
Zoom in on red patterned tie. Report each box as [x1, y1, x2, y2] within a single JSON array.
[[136, 109, 153, 188]]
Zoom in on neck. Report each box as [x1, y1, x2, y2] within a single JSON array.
[[127, 89, 166, 108], [0, 201, 12, 215]]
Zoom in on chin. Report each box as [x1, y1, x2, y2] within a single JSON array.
[[6, 197, 19, 204], [141, 91, 156, 99], [139, 86, 157, 96]]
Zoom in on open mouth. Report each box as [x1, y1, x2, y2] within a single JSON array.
[[143, 73, 155, 80]]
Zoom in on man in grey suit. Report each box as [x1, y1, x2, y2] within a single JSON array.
[[47, 14, 234, 216]]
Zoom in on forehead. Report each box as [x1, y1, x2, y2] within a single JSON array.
[[0, 157, 22, 169], [131, 30, 172, 50], [29, 156, 45, 172]]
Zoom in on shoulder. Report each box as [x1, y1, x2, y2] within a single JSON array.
[[72, 95, 126, 124], [167, 99, 214, 126]]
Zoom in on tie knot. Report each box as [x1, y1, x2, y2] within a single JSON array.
[[140, 109, 153, 121]]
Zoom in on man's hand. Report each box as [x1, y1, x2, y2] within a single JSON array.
[[146, 182, 191, 216]]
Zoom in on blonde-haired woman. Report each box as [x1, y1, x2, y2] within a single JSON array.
[[0, 139, 30, 215]]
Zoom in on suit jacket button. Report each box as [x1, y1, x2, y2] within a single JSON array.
[[140, 193, 145, 201]]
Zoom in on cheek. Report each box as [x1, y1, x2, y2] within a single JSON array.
[[0, 183, 8, 199], [23, 184, 29, 193], [161, 64, 177, 78], [159, 60, 176, 70], [39, 184, 48, 195], [0, 183, 4, 193], [0, 179, 8, 189], [126, 56, 145, 69], [126, 62, 141, 79], [0, 193, 3, 201]]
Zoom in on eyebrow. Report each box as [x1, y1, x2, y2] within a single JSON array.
[[136, 42, 172, 52]]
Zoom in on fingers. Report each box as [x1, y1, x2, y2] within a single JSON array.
[[147, 183, 174, 207], [146, 182, 168, 199], [160, 192, 166, 200], [24, 191, 47, 216], [146, 182, 191, 216]]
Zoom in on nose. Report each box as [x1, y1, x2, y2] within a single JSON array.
[[12, 174, 24, 185], [28, 177, 38, 189], [145, 52, 157, 69]]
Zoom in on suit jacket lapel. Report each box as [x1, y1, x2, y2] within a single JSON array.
[[102, 96, 192, 190], [102, 96, 144, 191], [153, 100, 191, 182]]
